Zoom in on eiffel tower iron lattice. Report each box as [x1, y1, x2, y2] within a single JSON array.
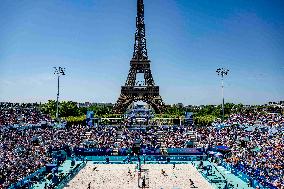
[[113, 0, 165, 114]]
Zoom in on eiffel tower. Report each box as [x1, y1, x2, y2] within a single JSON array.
[[113, 0, 165, 114]]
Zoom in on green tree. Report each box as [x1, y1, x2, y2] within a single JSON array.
[[41, 100, 82, 118], [164, 106, 185, 117], [88, 105, 112, 117], [79, 106, 88, 115], [59, 101, 80, 117], [41, 100, 57, 117]]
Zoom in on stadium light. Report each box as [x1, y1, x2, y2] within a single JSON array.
[[216, 68, 229, 121], [53, 67, 66, 121]]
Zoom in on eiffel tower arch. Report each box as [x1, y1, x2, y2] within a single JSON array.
[[113, 0, 165, 114]]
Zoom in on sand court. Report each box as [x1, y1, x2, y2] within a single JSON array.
[[64, 162, 213, 189]]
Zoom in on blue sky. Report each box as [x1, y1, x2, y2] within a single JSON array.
[[0, 0, 283, 105]]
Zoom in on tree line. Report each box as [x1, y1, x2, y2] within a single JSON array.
[[40, 100, 282, 125]]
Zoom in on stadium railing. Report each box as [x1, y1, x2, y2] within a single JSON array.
[[55, 162, 86, 189], [8, 167, 46, 189], [220, 161, 271, 189]]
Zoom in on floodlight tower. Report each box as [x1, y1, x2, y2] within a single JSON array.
[[216, 68, 229, 121], [54, 67, 66, 121]]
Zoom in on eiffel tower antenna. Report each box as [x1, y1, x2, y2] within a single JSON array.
[[113, 0, 165, 114], [133, 0, 148, 61]]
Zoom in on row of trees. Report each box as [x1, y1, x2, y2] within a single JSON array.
[[41, 100, 282, 125], [40, 100, 118, 121], [159, 103, 238, 125], [41, 100, 83, 118], [162, 103, 282, 125]]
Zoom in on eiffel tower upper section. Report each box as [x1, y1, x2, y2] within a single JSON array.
[[125, 0, 155, 87], [132, 0, 148, 62], [113, 0, 165, 114]]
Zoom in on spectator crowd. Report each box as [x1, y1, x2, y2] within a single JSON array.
[[0, 102, 51, 127], [0, 125, 88, 188], [199, 113, 284, 189], [0, 102, 283, 189]]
